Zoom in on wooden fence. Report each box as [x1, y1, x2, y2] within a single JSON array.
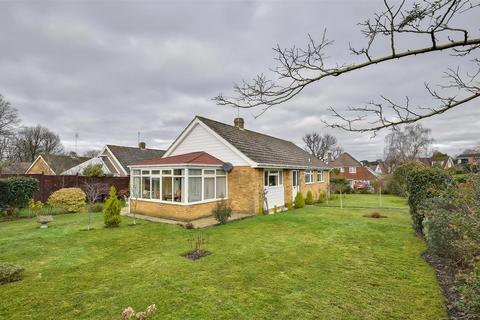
[[0, 174, 130, 202]]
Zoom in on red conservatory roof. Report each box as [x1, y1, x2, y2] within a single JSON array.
[[129, 151, 224, 167]]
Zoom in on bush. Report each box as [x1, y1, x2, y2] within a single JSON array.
[[48, 188, 86, 213], [0, 179, 11, 210], [285, 201, 292, 210], [258, 205, 265, 216], [388, 162, 424, 196], [88, 202, 104, 213], [305, 191, 313, 205], [317, 192, 326, 203], [212, 199, 232, 224], [330, 177, 350, 194], [82, 164, 106, 177], [0, 263, 24, 285], [407, 167, 453, 234], [103, 186, 121, 227], [294, 192, 304, 208], [7, 177, 39, 209]]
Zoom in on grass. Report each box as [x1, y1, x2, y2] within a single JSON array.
[[317, 193, 409, 209], [0, 195, 445, 319]]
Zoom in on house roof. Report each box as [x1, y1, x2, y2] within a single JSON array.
[[334, 166, 377, 181], [130, 151, 224, 166], [0, 162, 31, 174], [328, 152, 362, 168], [457, 149, 480, 158], [196, 116, 329, 169], [40, 154, 90, 174], [106, 145, 166, 173]]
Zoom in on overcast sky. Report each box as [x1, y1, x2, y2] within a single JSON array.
[[1, 0, 479, 160]]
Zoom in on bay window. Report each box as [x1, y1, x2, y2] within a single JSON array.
[[131, 167, 227, 204]]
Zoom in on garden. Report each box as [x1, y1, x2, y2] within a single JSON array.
[[0, 178, 448, 319]]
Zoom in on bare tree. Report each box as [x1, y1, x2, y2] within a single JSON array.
[[83, 181, 108, 231], [384, 123, 434, 170], [214, 0, 480, 133], [0, 95, 21, 160], [12, 125, 64, 161], [83, 149, 101, 158], [303, 132, 343, 161]]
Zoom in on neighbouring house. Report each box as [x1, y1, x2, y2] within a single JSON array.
[[361, 160, 389, 176], [26, 154, 90, 175], [97, 143, 166, 177], [415, 156, 455, 169], [128, 116, 330, 222], [329, 152, 377, 187], [61, 156, 113, 176], [456, 149, 480, 166], [0, 161, 32, 174]]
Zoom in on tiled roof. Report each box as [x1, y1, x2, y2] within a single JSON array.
[[130, 152, 223, 166], [328, 152, 362, 167], [41, 154, 90, 175], [106, 145, 166, 173], [0, 162, 31, 174], [196, 116, 329, 169], [333, 167, 377, 182]]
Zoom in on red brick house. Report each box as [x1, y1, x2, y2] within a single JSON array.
[[328, 152, 377, 188]]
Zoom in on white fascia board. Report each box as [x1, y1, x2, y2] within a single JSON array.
[[103, 145, 128, 176]]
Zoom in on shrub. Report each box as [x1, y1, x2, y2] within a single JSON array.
[[285, 201, 292, 210], [0, 263, 24, 285], [0, 179, 11, 210], [88, 202, 104, 213], [103, 186, 121, 227], [212, 199, 232, 224], [317, 192, 326, 203], [388, 162, 424, 196], [48, 188, 86, 213], [330, 177, 350, 194], [8, 177, 39, 208], [258, 205, 265, 216], [82, 164, 106, 177], [407, 167, 453, 234], [294, 192, 305, 208], [305, 191, 313, 205]]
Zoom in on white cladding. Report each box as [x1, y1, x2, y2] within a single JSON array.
[[169, 123, 249, 165], [264, 185, 285, 209]]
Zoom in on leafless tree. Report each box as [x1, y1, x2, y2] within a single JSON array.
[[83, 181, 108, 231], [384, 123, 434, 170], [214, 0, 480, 133], [303, 132, 343, 161], [12, 125, 64, 161], [83, 149, 101, 158], [0, 95, 21, 160]]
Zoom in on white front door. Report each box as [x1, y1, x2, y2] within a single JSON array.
[[292, 170, 300, 199]]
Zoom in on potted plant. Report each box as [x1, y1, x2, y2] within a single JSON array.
[[31, 200, 53, 229]]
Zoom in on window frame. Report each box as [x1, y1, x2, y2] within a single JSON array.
[[349, 167, 357, 173], [264, 169, 283, 187], [131, 166, 227, 205], [305, 169, 314, 184], [317, 170, 324, 183]]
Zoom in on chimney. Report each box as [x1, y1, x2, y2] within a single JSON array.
[[138, 142, 146, 149], [234, 117, 244, 129], [327, 151, 333, 164]]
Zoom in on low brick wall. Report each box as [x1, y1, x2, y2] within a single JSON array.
[[130, 199, 220, 222]]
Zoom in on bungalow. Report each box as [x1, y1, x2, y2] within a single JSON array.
[[128, 116, 330, 222], [329, 152, 377, 188], [26, 154, 90, 175]]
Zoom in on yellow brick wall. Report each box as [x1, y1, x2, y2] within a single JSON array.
[[300, 169, 330, 201], [131, 199, 219, 222], [227, 166, 263, 214], [26, 157, 55, 175]]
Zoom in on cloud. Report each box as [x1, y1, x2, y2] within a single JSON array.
[[0, 0, 478, 159]]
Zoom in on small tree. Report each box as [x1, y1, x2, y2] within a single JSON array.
[[294, 192, 305, 208], [82, 164, 106, 177], [103, 186, 121, 228], [83, 182, 107, 230], [212, 198, 232, 225], [305, 191, 313, 205]]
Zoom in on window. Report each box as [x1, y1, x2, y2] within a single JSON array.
[[349, 167, 356, 173], [317, 170, 324, 182], [131, 166, 227, 204], [339, 167, 345, 173], [264, 170, 283, 187], [305, 170, 314, 184]]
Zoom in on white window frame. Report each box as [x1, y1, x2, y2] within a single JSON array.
[[264, 169, 283, 187], [317, 170, 324, 182], [130, 166, 227, 205], [349, 167, 357, 173], [339, 167, 345, 173], [305, 169, 314, 184]]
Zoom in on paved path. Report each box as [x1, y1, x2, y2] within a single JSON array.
[[121, 210, 256, 228]]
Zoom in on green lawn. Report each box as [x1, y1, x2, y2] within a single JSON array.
[[318, 193, 409, 209], [0, 196, 445, 319]]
